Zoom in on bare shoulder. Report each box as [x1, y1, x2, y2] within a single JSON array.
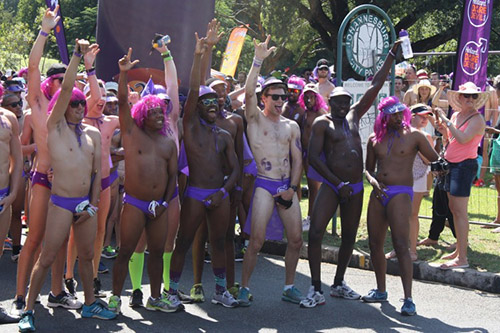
[[281, 116, 299, 130], [82, 124, 101, 139], [219, 127, 233, 141], [228, 112, 243, 125], [1, 108, 17, 123]]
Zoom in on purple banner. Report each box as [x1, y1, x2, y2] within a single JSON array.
[[45, 0, 69, 65], [96, 0, 215, 94], [453, 0, 493, 95]]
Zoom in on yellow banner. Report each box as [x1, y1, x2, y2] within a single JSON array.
[[220, 27, 248, 77]]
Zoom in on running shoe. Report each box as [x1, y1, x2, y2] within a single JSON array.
[[47, 291, 82, 309], [98, 261, 109, 274], [299, 286, 325, 308], [65, 278, 78, 299], [129, 289, 143, 308], [146, 296, 182, 313], [176, 289, 194, 304], [330, 281, 361, 300], [3, 238, 12, 251], [401, 298, 416, 316], [11, 246, 21, 262], [0, 306, 19, 324], [302, 216, 311, 232], [101, 246, 118, 259], [361, 289, 388, 303], [163, 292, 185, 311], [227, 286, 239, 299], [81, 299, 117, 320], [212, 290, 239, 308], [281, 286, 304, 304], [204, 251, 211, 264], [237, 287, 251, 307], [94, 278, 106, 298], [18, 310, 35, 332], [10, 296, 25, 317], [190, 283, 205, 303], [108, 295, 122, 314], [234, 247, 245, 262]]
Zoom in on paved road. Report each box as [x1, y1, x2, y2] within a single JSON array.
[[0, 251, 498, 332]]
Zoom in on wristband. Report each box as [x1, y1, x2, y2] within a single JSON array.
[[486, 120, 492, 126], [219, 187, 227, 196], [161, 51, 172, 60], [161, 201, 169, 208], [86, 67, 96, 76], [235, 185, 243, 192], [253, 57, 263, 67], [388, 50, 396, 58], [39, 30, 49, 37], [73, 51, 82, 58]]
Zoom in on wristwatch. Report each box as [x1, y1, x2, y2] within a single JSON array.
[[290, 185, 298, 192], [337, 181, 350, 190]]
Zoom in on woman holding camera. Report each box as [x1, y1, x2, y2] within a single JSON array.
[[435, 82, 489, 269]]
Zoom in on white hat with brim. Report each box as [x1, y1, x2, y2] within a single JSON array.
[[412, 79, 437, 96], [447, 81, 489, 111], [303, 83, 319, 94]]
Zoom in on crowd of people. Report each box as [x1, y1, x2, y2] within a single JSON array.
[[0, 6, 498, 331]]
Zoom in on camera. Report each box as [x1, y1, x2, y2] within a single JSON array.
[[430, 159, 449, 173]]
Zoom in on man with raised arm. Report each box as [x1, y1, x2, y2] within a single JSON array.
[[166, 33, 239, 309], [300, 42, 401, 308], [12, 6, 76, 317], [18, 39, 116, 333], [107, 48, 178, 314], [237, 36, 304, 307]]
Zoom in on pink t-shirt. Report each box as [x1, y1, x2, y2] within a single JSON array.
[[444, 112, 482, 163]]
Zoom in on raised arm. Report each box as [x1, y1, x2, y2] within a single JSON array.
[[431, 82, 449, 109], [154, 38, 180, 124], [183, 33, 207, 125], [117, 48, 140, 134], [244, 35, 276, 122], [200, 19, 224, 84], [47, 40, 89, 129], [84, 44, 102, 110], [27, 5, 60, 106], [353, 41, 401, 119]]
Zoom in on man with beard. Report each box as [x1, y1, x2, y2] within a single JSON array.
[[238, 36, 303, 307], [314, 59, 335, 105], [300, 41, 401, 308], [282, 76, 305, 124]]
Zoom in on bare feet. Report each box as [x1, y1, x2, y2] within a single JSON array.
[[410, 252, 418, 262], [440, 258, 469, 270], [385, 249, 396, 260], [417, 238, 438, 246], [492, 227, 500, 233], [441, 249, 458, 260], [481, 220, 500, 229]]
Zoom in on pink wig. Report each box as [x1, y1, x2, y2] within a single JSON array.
[[0, 84, 3, 101], [18, 67, 28, 78], [287, 75, 306, 90], [41, 75, 63, 101], [47, 87, 88, 117], [131, 94, 169, 136], [372, 96, 411, 143], [298, 90, 328, 112]]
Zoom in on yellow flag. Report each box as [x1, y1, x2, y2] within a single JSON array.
[[220, 27, 248, 77]]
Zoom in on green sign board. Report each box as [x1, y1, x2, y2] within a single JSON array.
[[345, 13, 390, 77]]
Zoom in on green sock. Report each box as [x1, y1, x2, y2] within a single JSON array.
[[128, 252, 144, 291], [163, 252, 172, 291]]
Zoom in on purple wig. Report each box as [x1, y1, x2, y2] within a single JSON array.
[[131, 94, 169, 136], [287, 75, 306, 90], [298, 90, 328, 112], [47, 87, 88, 117], [372, 96, 411, 143]]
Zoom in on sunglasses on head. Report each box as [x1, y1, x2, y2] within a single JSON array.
[[8, 100, 23, 108], [200, 98, 218, 106], [268, 94, 288, 101], [463, 93, 478, 100], [288, 89, 300, 95], [69, 100, 86, 108]]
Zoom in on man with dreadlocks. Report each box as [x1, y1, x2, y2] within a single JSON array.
[[362, 96, 438, 316], [107, 47, 179, 314]]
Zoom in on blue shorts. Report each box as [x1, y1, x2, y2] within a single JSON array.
[[444, 158, 477, 197]]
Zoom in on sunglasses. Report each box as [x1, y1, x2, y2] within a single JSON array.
[[200, 98, 218, 106], [288, 89, 300, 95], [69, 100, 86, 108], [463, 93, 478, 100], [318, 67, 329, 71], [268, 94, 288, 101], [8, 100, 23, 108]]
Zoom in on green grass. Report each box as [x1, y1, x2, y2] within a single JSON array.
[[298, 177, 500, 274]]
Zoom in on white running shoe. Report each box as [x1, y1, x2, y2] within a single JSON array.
[[302, 217, 311, 232], [299, 286, 326, 308], [330, 281, 361, 300]]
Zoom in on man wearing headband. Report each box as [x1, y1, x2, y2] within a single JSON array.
[[104, 94, 118, 116], [362, 96, 438, 316], [237, 35, 304, 307], [12, 6, 70, 319], [282, 75, 306, 124], [167, 33, 239, 309], [301, 41, 400, 309], [314, 59, 335, 105], [107, 47, 179, 314], [19, 39, 117, 333]]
